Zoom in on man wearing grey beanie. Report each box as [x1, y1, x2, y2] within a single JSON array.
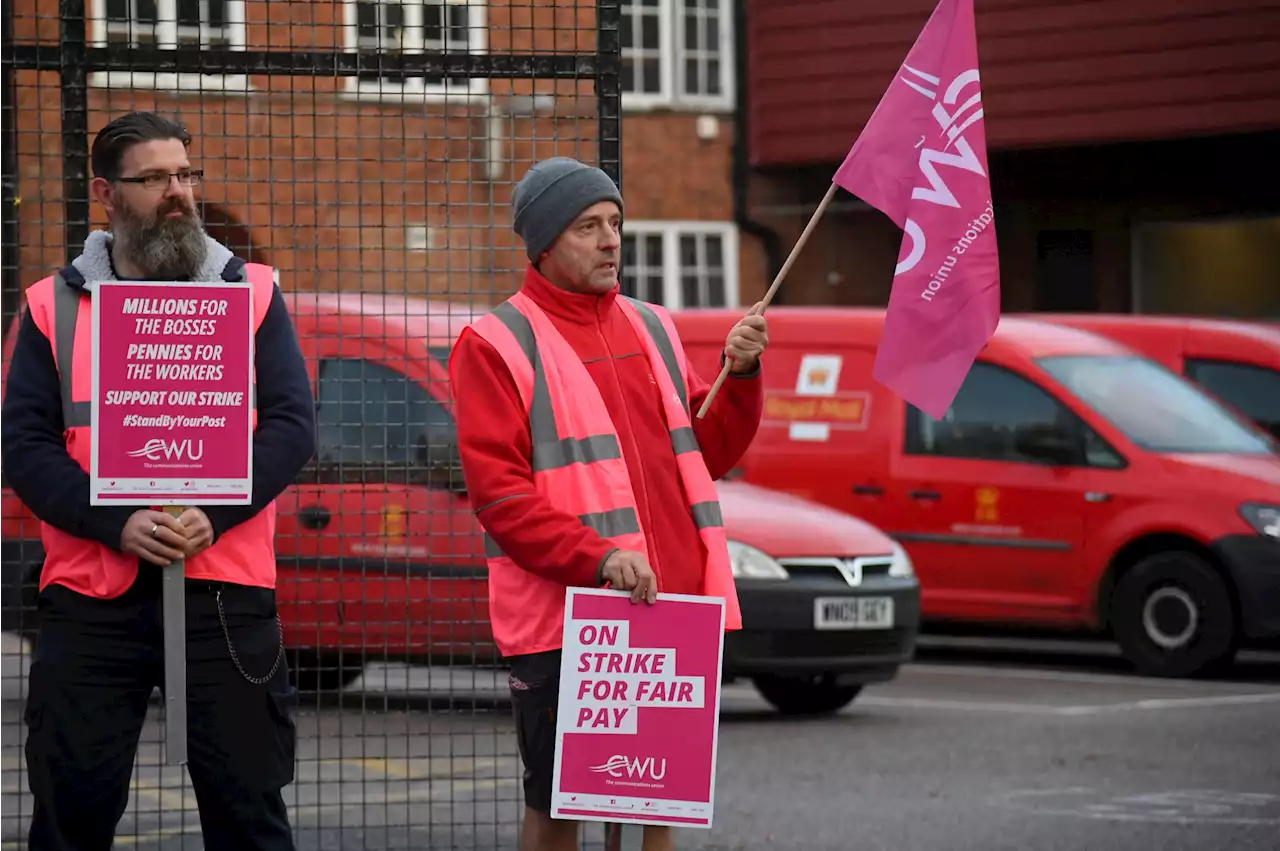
[[450, 157, 767, 851]]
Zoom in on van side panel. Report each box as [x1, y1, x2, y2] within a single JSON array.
[[686, 341, 897, 531]]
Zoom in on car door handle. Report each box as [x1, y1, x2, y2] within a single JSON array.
[[909, 489, 942, 501], [852, 484, 885, 496], [298, 505, 332, 530]]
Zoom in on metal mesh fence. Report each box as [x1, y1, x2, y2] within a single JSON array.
[[2, 0, 620, 847]]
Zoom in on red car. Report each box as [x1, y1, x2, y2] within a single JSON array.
[[2, 294, 921, 716]]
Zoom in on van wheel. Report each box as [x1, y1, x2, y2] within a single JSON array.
[[1110, 551, 1238, 679], [288, 650, 364, 693], [753, 674, 863, 716]]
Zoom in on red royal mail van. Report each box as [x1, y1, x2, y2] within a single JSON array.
[[1, 294, 921, 716], [672, 307, 1280, 679], [1024, 314, 1280, 440]]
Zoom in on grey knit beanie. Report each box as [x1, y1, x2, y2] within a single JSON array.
[[512, 157, 624, 261]]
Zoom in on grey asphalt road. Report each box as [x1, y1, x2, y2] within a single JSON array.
[[3, 636, 1279, 851]]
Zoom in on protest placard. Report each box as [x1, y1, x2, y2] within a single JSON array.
[[88, 278, 256, 767], [90, 280, 254, 505], [550, 587, 726, 829]]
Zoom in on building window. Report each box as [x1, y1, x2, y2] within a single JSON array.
[[620, 222, 738, 309], [343, 0, 488, 101], [621, 0, 733, 111], [90, 0, 249, 92]]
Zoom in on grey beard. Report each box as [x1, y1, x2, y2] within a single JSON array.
[[114, 203, 209, 280]]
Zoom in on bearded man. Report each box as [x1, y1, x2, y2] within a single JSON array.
[[1, 111, 315, 851]]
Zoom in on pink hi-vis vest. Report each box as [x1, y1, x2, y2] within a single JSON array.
[[23, 263, 279, 600], [467, 291, 743, 657]]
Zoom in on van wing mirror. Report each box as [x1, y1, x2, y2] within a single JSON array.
[[1013, 424, 1083, 466]]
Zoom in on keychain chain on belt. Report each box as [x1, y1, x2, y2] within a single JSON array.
[[215, 588, 285, 685]]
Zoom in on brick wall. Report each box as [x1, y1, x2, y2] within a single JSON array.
[[12, 0, 756, 311], [14, 79, 601, 301], [9, 0, 591, 304]]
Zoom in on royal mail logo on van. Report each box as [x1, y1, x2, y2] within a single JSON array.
[[764, 392, 871, 430], [796, 354, 843, 397], [974, 487, 1000, 522], [381, 503, 407, 541]]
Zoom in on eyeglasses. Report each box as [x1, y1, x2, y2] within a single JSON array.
[[115, 169, 204, 191]]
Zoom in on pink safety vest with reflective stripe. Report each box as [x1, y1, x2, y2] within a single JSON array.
[[23, 263, 279, 599], [466, 290, 742, 657]]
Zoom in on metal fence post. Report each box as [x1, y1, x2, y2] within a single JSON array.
[[57, 0, 89, 265], [596, 0, 622, 191], [1, 3, 19, 337]]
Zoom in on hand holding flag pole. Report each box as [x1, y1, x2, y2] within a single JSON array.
[[696, 0, 999, 421], [695, 182, 840, 419]]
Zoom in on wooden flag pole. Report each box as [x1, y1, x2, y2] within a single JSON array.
[[162, 504, 189, 766], [695, 182, 840, 419]]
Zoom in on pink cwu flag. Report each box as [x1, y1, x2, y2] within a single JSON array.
[[832, 0, 1000, 420]]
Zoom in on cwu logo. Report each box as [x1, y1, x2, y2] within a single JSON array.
[[894, 62, 988, 280], [588, 755, 668, 781], [126, 438, 205, 462]]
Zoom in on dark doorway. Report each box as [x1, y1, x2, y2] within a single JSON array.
[[201, 203, 268, 265], [1034, 229, 1097, 312]]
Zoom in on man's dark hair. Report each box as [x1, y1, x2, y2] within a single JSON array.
[[91, 111, 192, 181]]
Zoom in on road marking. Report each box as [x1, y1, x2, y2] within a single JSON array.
[[860, 696, 1062, 715], [286, 777, 520, 813], [1000, 788, 1280, 825], [4, 770, 192, 811], [338, 755, 503, 780], [904, 662, 1275, 691], [2, 826, 204, 851], [0, 778, 523, 849], [1058, 691, 1280, 715], [127, 777, 191, 811], [860, 690, 1280, 716]]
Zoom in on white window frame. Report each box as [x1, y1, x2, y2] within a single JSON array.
[[621, 0, 734, 113], [341, 0, 489, 104], [89, 0, 252, 94], [621, 220, 739, 310]]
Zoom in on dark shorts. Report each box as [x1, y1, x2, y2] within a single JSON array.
[[507, 649, 563, 814]]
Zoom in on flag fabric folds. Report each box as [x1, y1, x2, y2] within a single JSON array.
[[833, 0, 1000, 420]]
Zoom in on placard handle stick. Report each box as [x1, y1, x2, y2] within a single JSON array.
[[162, 504, 189, 766], [695, 182, 839, 419]]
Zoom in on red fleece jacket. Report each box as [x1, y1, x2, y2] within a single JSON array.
[[450, 266, 763, 596]]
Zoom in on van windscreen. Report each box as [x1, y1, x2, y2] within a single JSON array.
[[1038, 354, 1277, 455]]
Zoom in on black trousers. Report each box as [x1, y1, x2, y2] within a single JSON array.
[[23, 569, 299, 851]]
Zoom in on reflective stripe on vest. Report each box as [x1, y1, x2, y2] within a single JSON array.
[[52, 271, 260, 429], [468, 291, 742, 654], [478, 297, 727, 556], [613, 295, 739, 629], [480, 297, 644, 556]]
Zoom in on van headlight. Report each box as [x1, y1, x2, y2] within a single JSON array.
[[888, 541, 915, 577], [1240, 504, 1280, 539], [726, 540, 790, 580]]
